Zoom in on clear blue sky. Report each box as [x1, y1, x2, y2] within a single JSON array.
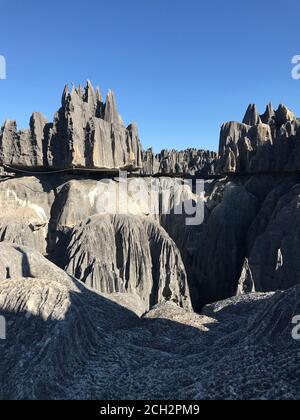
[[0, 0, 300, 152]]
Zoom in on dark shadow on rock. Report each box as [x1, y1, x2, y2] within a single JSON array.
[[15, 246, 34, 278], [0, 275, 223, 400], [0, 277, 299, 400]]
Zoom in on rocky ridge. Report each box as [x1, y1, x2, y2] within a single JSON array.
[[218, 103, 300, 174], [0, 84, 300, 399], [0, 81, 143, 171]]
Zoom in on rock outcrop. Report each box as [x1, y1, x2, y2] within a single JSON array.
[[0, 242, 72, 282], [141, 148, 217, 177], [0, 177, 54, 255], [1, 86, 300, 400], [244, 179, 300, 293], [190, 182, 258, 308], [0, 82, 143, 171], [217, 103, 300, 174], [0, 114, 48, 168], [2, 170, 300, 313], [63, 215, 191, 311]]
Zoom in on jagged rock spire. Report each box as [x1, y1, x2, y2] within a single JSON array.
[[0, 81, 143, 171], [275, 104, 296, 126], [77, 84, 85, 99], [104, 90, 118, 123], [242, 104, 262, 126], [96, 86, 102, 103], [261, 102, 275, 124], [84, 80, 97, 107], [61, 84, 69, 107]]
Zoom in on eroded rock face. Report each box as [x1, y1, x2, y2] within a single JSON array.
[[47, 83, 143, 170], [0, 242, 72, 282], [191, 183, 258, 308], [50, 176, 204, 258], [141, 148, 217, 177], [1, 171, 300, 312], [1, 86, 300, 315], [0, 82, 143, 171], [0, 249, 298, 400], [0, 177, 54, 255], [244, 181, 300, 293], [217, 103, 300, 174], [63, 214, 191, 311], [0, 114, 47, 168]]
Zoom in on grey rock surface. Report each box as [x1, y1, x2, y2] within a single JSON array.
[[0, 82, 143, 171], [0, 246, 298, 400], [217, 103, 300, 174], [0, 242, 72, 282], [0, 177, 54, 255], [190, 182, 258, 308], [141, 148, 217, 177], [1, 85, 300, 400], [0, 114, 47, 168], [244, 179, 300, 293], [63, 214, 191, 311]]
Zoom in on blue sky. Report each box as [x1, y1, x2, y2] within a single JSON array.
[[0, 0, 300, 151]]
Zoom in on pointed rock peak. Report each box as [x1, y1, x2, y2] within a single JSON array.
[[86, 79, 93, 88], [69, 83, 82, 104], [275, 104, 296, 125], [61, 84, 70, 107], [267, 102, 274, 113], [70, 83, 77, 96], [96, 86, 102, 103], [106, 89, 115, 102], [85, 79, 95, 94], [261, 102, 275, 124], [242, 104, 261, 126], [104, 90, 122, 124], [128, 122, 139, 135], [2, 119, 17, 130], [236, 258, 255, 295], [30, 112, 48, 125], [30, 113, 48, 139], [84, 80, 97, 108], [1, 120, 17, 137], [77, 84, 85, 99]]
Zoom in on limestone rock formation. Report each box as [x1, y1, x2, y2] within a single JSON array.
[[244, 180, 300, 292], [0, 242, 72, 282], [47, 83, 143, 170], [0, 114, 47, 168], [242, 104, 262, 126], [191, 183, 258, 308], [0, 81, 143, 171], [217, 103, 300, 174], [0, 177, 54, 255], [1, 83, 300, 400], [141, 148, 217, 177], [63, 215, 191, 312], [0, 246, 298, 400]]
